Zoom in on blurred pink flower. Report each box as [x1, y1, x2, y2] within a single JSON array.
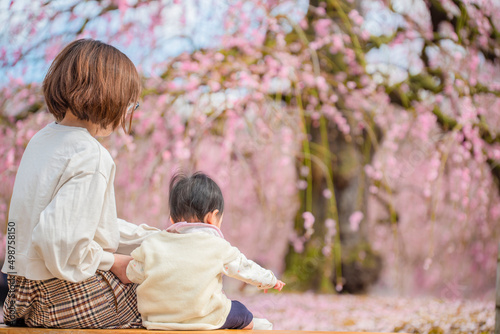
[[302, 211, 315, 230], [349, 211, 363, 231]]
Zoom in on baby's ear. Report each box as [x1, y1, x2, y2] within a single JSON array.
[[205, 210, 219, 225]]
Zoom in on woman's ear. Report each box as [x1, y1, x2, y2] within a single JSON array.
[[170, 216, 175, 225]]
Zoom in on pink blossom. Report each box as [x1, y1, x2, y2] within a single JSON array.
[[299, 166, 309, 177], [302, 211, 315, 230], [325, 218, 336, 236], [349, 211, 363, 231], [314, 19, 331, 37], [348, 9, 364, 26], [296, 179, 308, 190]]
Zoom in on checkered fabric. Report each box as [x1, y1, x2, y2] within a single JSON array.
[[2, 270, 142, 329]]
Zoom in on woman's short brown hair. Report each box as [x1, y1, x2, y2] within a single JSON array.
[[43, 39, 141, 132]]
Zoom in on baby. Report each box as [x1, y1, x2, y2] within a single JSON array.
[[126, 172, 285, 330]]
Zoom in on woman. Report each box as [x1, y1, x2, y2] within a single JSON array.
[[2, 39, 159, 329]]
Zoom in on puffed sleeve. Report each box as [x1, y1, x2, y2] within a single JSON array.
[[32, 171, 115, 283], [116, 219, 160, 255]]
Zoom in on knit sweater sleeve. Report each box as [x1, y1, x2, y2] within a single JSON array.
[[222, 252, 277, 289], [127, 245, 146, 284]]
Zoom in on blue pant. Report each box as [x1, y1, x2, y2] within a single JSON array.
[[219, 300, 253, 329]]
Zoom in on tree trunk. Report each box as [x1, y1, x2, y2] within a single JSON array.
[[285, 126, 382, 293]]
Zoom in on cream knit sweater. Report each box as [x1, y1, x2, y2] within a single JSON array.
[[127, 223, 277, 330]]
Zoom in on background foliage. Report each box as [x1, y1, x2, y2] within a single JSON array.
[[1, 0, 499, 300]]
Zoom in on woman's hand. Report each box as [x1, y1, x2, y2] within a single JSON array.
[[110, 254, 133, 284]]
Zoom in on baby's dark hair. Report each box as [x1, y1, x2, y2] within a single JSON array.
[[169, 172, 224, 223]]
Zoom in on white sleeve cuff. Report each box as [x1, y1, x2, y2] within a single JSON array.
[[98, 251, 115, 271], [126, 259, 146, 284]]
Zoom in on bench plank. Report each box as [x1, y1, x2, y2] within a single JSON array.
[[0, 326, 400, 334]]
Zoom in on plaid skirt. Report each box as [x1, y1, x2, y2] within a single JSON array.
[[3, 271, 142, 329]]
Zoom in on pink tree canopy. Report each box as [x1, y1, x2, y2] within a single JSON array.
[[1, 0, 499, 298]]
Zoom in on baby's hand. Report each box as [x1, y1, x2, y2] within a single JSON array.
[[264, 280, 285, 293], [274, 280, 285, 291]]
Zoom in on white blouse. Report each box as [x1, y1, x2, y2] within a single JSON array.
[[2, 122, 158, 282]]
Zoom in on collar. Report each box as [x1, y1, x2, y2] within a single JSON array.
[[166, 221, 224, 239]]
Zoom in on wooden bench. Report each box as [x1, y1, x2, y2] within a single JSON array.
[[0, 327, 398, 334]]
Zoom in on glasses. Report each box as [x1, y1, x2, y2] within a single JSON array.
[[127, 102, 139, 115]]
